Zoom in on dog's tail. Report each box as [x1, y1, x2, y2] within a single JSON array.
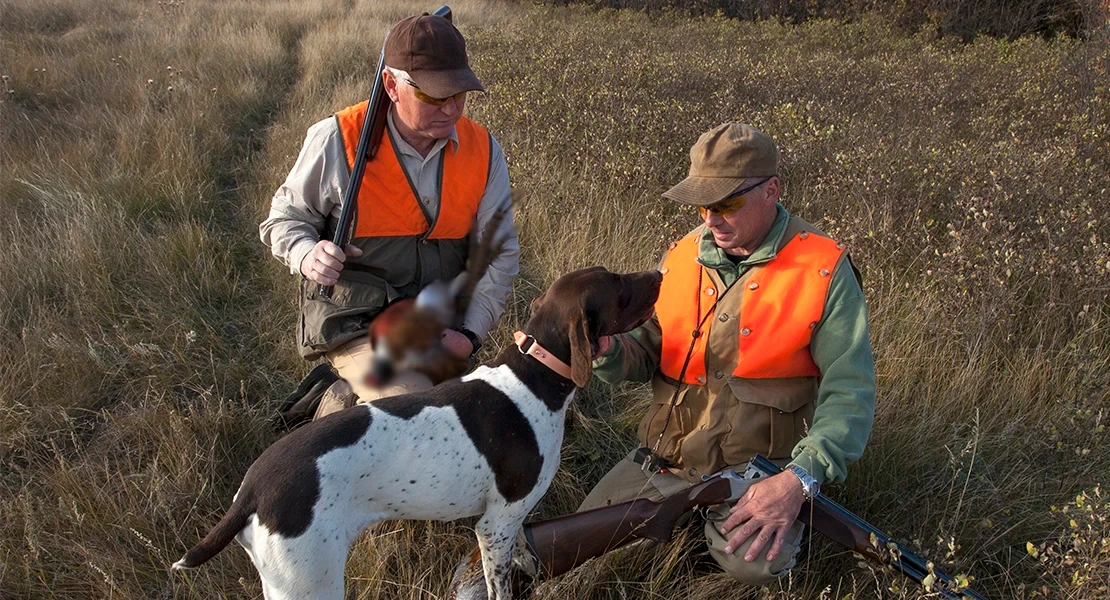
[[171, 492, 254, 570]]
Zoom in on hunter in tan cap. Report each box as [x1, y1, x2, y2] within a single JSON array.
[[663, 123, 780, 207], [580, 121, 876, 588]]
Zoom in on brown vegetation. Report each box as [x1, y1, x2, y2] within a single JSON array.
[[1, 0, 1107, 598]]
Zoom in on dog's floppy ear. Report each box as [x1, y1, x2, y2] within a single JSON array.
[[530, 292, 546, 315], [568, 308, 593, 388]]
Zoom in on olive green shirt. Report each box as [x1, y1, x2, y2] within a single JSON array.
[[594, 205, 875, 485]]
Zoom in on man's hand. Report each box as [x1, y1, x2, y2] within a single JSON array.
[[441, 329, 473, 359], [300, 240, 363, 286], [719, 471, 805, 563]]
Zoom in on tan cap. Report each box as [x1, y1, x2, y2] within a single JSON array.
[[385, 14, 484, 98], [662, 123, 779, 206]]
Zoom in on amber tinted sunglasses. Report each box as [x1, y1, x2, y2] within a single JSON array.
[[401, 75, 467, 106], [697, 177, 772, 217]]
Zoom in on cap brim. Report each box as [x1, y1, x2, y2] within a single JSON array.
[[408, 67, 484, 98], [661, 176, 755, 207]]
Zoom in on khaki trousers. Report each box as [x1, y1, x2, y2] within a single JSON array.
[[579, 449, 804, 585], [313, 337, 434, 419]]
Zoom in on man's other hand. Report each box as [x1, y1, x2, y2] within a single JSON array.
[[718, 471, 805, 564], [300, 240, 363, 286], [441, 329, 473, 359]]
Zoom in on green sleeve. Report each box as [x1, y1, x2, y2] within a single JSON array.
[[788, 255, 876, 485]]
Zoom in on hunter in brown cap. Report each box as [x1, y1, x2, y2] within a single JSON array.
[[261, 12, 519, 419], [584, 122, 876, 586]]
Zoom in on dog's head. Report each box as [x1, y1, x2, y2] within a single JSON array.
[[526, 267, 663, 387]]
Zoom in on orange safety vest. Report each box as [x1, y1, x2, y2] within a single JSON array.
[[334, 101, 490, 240], [656, 229, 845, 383]]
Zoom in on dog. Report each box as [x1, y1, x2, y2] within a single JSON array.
[[172, 266, 663, 600]]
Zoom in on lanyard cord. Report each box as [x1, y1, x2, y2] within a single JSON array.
[[648, 266, 740, 457]]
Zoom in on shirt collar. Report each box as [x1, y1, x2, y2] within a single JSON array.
[[697, 203, 791, 271], [386, 109, 460, 164]]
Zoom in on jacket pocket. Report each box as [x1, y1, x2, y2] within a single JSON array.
[[637, 376, 694, 462], [722, 377, 817, 461]]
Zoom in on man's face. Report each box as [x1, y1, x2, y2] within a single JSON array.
[[384, 70, 466, 143], [699, 177, 780, 255]]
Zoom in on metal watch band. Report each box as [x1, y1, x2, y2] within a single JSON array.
[[786, 464, 820, 500]]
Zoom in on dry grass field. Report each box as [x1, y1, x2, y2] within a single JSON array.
[[2, 0, 1108, 598]]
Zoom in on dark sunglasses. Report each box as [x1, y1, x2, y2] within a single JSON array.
[[400, 75, 467, 106], [698, 177, 772, 217]]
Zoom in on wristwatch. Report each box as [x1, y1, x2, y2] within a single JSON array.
[[455, 327, 482, 357], [785, 464, 820, 500]]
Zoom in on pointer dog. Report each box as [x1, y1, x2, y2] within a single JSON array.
[[172, 267, 663, 600]]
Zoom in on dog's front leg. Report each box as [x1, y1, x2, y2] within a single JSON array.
[[475, 505, 530, 600]]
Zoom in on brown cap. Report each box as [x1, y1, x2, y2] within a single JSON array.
[[662, 123, 779, 206], [385, 14, 484, 99]]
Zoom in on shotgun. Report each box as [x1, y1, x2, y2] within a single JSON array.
[[447, 455, 986, 599], [316, 5, 453, 300]]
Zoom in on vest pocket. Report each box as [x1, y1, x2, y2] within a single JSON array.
[[722, 377, 817, 462], [299, 271, 399, 359]]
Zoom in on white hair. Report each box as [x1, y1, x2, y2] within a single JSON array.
[[384, 66, 411, 84]]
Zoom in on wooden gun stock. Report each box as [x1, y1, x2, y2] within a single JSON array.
[[447, 474, 737, 600], [317, 5, 453, 299], [526, 475, 732, 579]]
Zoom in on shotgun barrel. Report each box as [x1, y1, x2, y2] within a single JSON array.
[[316, 5, 453, 299], [749, 455, 986, 600]]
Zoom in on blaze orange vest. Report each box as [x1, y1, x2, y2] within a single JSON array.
[[656, 229, 845, 383], [334, 102, 490, 240]]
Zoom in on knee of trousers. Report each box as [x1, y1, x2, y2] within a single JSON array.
[[702, 504, 805, 586], [353, 369, 434, 403]]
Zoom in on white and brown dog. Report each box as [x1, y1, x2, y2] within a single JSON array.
[[172, 267, 663, 600]]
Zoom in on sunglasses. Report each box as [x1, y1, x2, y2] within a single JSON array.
[[400, 75, 467, 106], [698, 177, 772, 217]]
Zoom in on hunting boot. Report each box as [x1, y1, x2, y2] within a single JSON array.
[[275, 363, 339, 430], [312, 378, 358, 420]]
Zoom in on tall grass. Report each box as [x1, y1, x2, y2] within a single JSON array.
[[1, 0, 1107, 598]]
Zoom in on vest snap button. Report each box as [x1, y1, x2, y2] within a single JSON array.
[[799, 231, 810, 239], [704, 287, 715, 296], [809, 321, 818, 329], [714, 370, 724, 379], [819, 268, 831, 277], [741, 327, 752, 336], [660, 267, 669, 275], [669, 241, 678, 250], [836, 242, 845, 249], [718, 313, 729, 322], [748, 282, 759, 290], [696, 375, 706, 384], [688, 468, 698, 477]]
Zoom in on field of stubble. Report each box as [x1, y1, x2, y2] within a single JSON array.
[[1, 0, 1108, 597]]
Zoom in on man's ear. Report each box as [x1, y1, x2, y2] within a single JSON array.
[[382, 68, 401, 103], [568, 309, 593, 388]]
